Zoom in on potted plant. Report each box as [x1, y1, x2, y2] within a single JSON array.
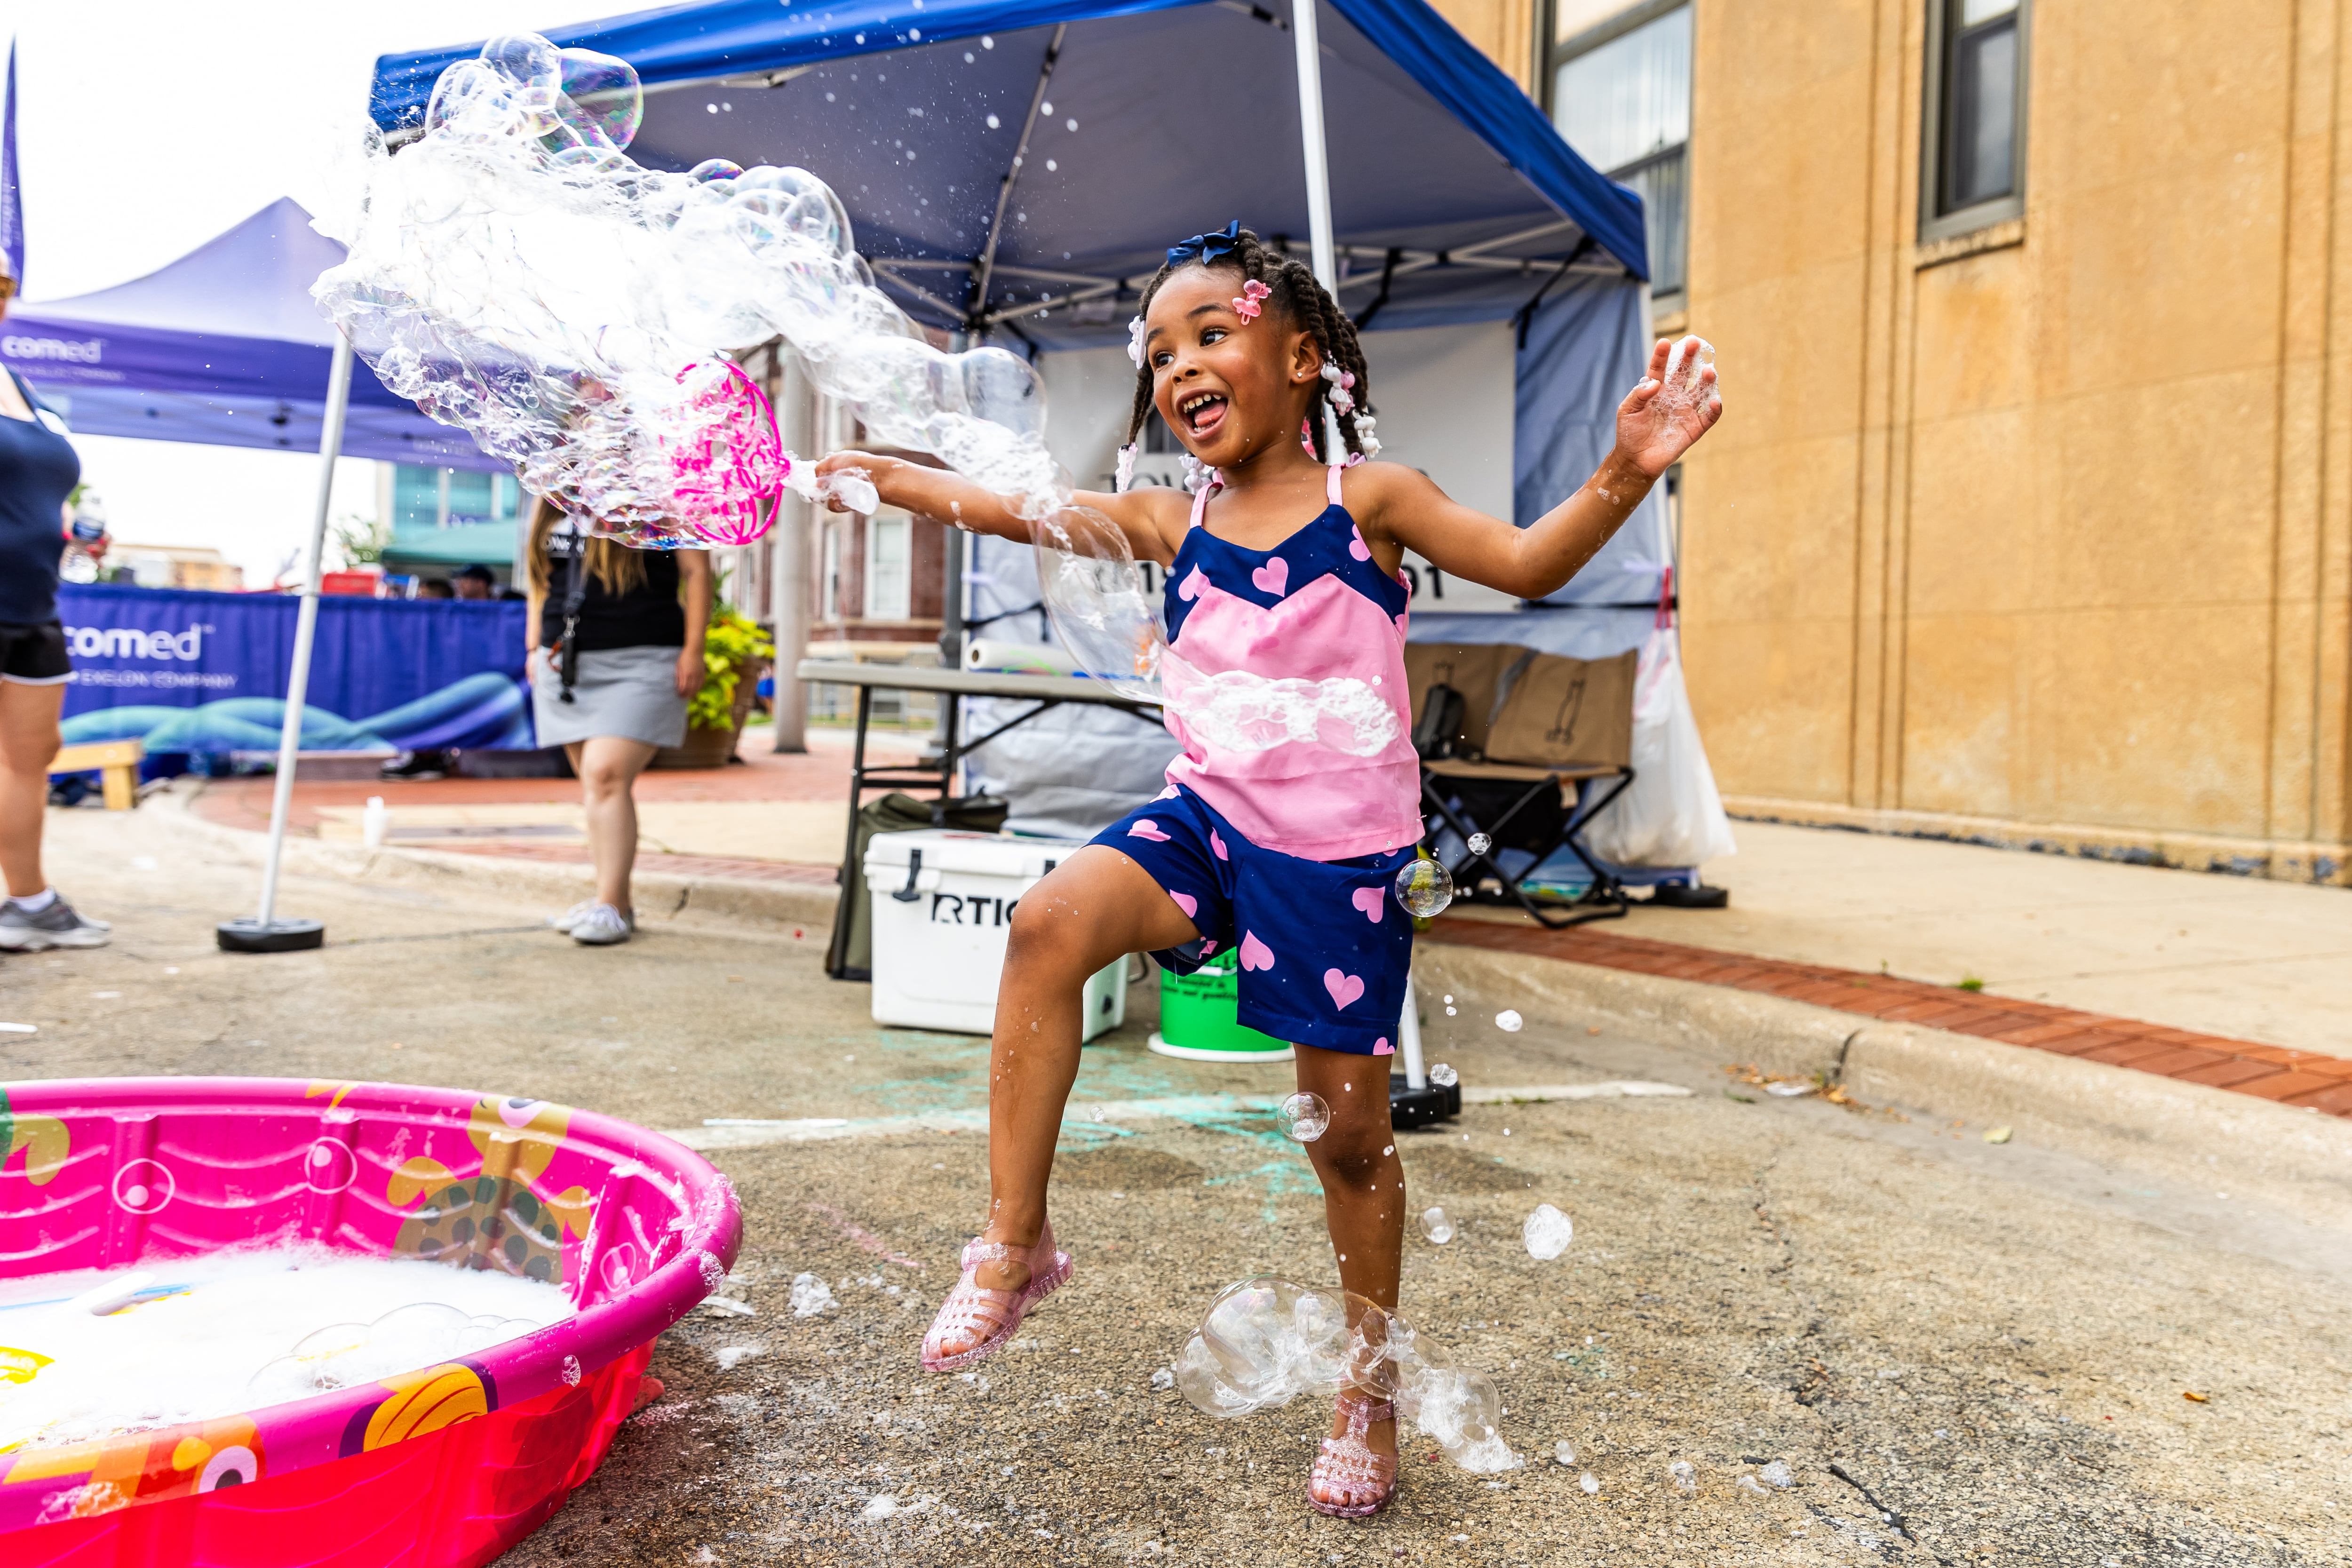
[[654, 605, 777, 769]]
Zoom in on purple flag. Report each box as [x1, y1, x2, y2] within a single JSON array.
[[0, 42, 20, 289]]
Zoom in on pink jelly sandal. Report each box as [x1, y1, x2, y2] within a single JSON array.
[[920, 1222, 1074, 1373], [1309, 1391, 1399, 1518]]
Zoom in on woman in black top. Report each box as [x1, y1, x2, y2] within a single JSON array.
[[0, 275, 110, 952], [521, 497, 710, 946]]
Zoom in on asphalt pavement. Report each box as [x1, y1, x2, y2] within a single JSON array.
[[3, 801, 2345, 1567]]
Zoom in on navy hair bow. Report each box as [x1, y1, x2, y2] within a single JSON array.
[[1167, 220, 1243, 268]]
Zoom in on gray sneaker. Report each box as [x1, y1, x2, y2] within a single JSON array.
[[0, 893, 111, 951]]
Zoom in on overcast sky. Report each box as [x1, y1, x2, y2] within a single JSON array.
[[1, 1, 618, 582]]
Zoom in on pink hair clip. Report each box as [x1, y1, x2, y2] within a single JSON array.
[[1233, 278, 1272, 321]]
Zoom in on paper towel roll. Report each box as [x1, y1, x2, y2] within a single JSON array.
[[962, 640, 1083, 677]]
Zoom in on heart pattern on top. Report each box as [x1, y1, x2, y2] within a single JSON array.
[[1348, 534, 1371, 562], [1323, 969, 1366, 1009], [1167, 890, 1198, 918], [1127, 820, 1172, 843], [1250, 557, 1289, 597], [1177, 565, 1210, 601], [1238, 931, 1276, 971], [1350, 885, 1385, 923], [1209, 828, 1228, 861]]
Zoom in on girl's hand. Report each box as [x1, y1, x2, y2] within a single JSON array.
[[1614, 335, 1724, 478], [815, 450, 902, 511], [675, 645, 704, 699]]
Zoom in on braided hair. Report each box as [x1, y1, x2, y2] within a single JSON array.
[[1118, 227, 1377, 487]]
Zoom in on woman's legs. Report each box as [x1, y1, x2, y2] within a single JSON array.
[[1294, 1042, 1406, 1506], [567, 736, 658, 914], [932, 845, 1196, 1351], [0, 682, 64, 899]]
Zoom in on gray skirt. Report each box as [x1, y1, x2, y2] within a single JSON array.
[[531, 645, 689, 750]]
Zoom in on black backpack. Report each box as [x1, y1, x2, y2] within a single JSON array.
[[1413, 682, 1467, 760]]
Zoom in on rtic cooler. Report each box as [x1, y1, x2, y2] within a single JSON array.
[[863, 830, 1127, 1038], [1147, 947, 1295, 1063]]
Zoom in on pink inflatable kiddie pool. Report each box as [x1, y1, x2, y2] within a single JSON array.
[[0, 1077, 742, 1568]]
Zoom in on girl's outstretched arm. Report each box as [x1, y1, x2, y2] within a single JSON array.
[[811, 451, 1190, 567], [1364, 336, 1723, 600]]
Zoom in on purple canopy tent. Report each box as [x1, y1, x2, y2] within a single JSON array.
[[0, 198, 494, 470], [0, 198, 507, 951]]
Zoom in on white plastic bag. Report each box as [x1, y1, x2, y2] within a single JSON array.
[[1582, 626, 1737, 868]]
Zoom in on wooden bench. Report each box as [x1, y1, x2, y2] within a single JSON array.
[[49, 739, 145, 811]]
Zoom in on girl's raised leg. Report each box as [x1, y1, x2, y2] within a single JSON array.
[[924, 845, 1199, 1364], [1294, 1043, 1405, 1514]]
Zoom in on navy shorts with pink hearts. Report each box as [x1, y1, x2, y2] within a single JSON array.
[[1090, 784, 1416, 1056]]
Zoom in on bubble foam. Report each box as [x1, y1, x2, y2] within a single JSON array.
[[1174, 1275, 1519, 1473]]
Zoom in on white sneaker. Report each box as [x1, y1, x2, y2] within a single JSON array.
[[548, 900, 599, 933], [570, 903, 632, 946]]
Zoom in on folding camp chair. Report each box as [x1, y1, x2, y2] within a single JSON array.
[[1408, 645, 1638, 928]]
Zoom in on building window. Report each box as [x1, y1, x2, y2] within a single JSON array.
[[1922, 0, 2028, 240], [391, 466, 442, 533], [822, 520, 843, 620], [389, 465, 524, 530], [1542, 0, 1691, 301], [865, 513, 911, 621]]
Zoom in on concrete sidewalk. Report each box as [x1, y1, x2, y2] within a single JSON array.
[[186, 724, 918, 874], [182, 751, 2352, 1063], [1618, 821, 2352, 1058]]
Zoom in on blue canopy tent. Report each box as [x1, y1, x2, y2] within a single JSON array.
[[0, 198, 498, 470], [369, 0, 1700, 897], [369, 0, 1676, 580], [371, 0, 1648, 335], [0, 199, 513, 948]]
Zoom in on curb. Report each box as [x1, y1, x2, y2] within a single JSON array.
[[1415, 941, 2352, 1220], [163, 783, 2352, 1214], [168, 784, 840, 939]]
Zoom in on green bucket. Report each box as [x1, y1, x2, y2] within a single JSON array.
[[1148, 948, 1295, 1062]]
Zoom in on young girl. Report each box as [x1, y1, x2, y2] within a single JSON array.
[[817, 223, 1720, 1517]]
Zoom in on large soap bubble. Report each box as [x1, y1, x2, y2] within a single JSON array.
[[1174, 1275, 1520, 1472], [317, 33, 1062, 549]]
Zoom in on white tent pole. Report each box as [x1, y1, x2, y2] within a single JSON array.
[[254, 333, 353, 928], [1399, 976, 1427, 1089], [771, 347, 813, 753], [1291, 0, 1338, 294]]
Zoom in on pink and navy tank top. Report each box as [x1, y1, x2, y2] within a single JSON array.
[[1160, 464, 1422, 862]]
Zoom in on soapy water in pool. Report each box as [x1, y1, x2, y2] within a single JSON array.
[[319, 33, 1403, 756], [0, 1250, 572, 1451], [1174, 1276, 1519, 1473]]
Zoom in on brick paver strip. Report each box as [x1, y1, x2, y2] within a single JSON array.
[[1425, 916, 2352, 1119]]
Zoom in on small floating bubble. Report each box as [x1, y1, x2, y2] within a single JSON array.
[[1278, 1093, 1331, 1143], [1393, 858, 1454, 917], [1418, 1207, 1455, 1244], [1467, 833, 1492, 855], [1495, 1010, 1523, 1032], [1429, 1063, 1458, 1088]]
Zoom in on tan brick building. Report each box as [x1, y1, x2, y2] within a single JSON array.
[[1435, 0, 2352, 882]]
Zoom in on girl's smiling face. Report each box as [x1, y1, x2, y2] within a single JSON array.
[[1143, 266, 1319, 469]]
